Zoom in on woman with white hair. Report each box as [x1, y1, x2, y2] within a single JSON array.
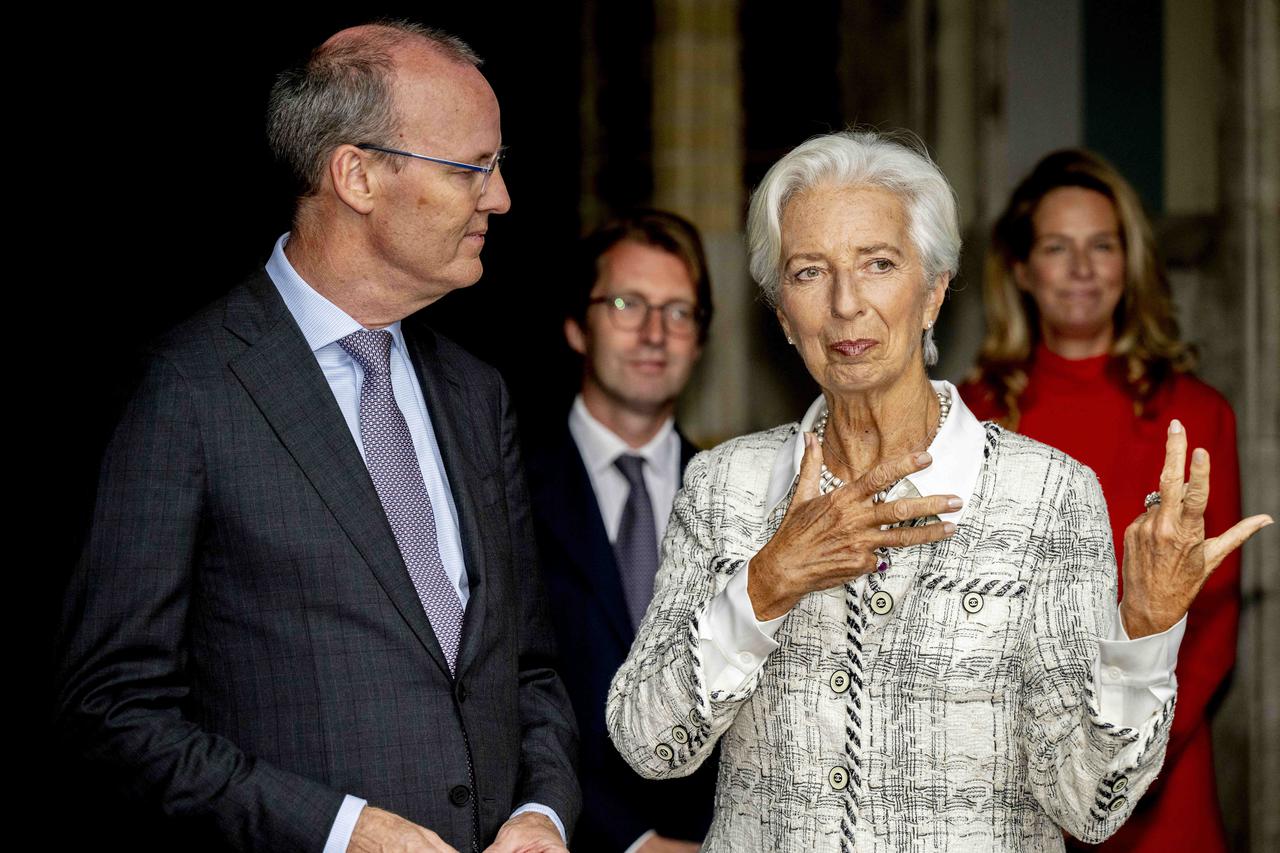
[[605, 130, 1270, 852]]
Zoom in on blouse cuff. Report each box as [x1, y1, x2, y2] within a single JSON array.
[[1094, 607, 1186, 727], [698, 560, 786, 694]]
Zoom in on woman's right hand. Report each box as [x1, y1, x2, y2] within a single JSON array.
[[747, 432, 962, 621]]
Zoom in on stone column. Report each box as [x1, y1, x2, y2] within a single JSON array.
[[1213, 1, 1280, 850], [651, 0, 749, 445]]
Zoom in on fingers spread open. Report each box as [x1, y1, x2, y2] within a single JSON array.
[[1158, 419, 1188, 509], [852, 451, 932, 499], [1203, 514, 1274, 573]]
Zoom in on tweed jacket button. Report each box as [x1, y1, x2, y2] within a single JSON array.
[[1111, 776, 1129, 794], [828, 766, 850, 790], [869, 590, 894, 615], [962, 592, 984, 614], [1108, 795, 1128, 813], [829, 670, 851, 693], [449, 785, 471, 806], [655, 743, 675, 761], [672, 725, 689, 744]]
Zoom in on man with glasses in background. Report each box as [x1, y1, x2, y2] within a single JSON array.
[[526, 211, 716, 853], [57, 21, 577, 853]]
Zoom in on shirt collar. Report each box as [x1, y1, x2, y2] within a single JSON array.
[[265, 232, 406, 352], [568, 394, 677, 477], [763, 379, 985, 525]]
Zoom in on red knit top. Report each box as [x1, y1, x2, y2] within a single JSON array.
[[961, 343, 1240, 853]]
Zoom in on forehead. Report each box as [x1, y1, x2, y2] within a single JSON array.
[[1032, 186, 1118, 233], [593, 240, 697, 299], [781, 184, 911, 251], [389, 45, 502, 157]]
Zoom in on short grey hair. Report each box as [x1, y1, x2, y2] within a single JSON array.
[[267, 20, 482, 197], [747, 130, 961, 366]]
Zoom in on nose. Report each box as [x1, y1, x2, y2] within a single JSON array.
[[830, 272, 863, 319], [478, 165, 511, 214], [1069, 245, 1093, 278], [639, 304, 667, 345]]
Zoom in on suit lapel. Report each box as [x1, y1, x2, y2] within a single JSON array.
[[224, 273, 454, 677], [401, 321, 491, 678], [536, 428, 635, 649]]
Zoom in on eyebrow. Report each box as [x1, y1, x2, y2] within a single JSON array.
[[855, 243, 903, 256]]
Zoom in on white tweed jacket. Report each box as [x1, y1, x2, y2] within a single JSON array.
[[606, 396, 1174, 852]]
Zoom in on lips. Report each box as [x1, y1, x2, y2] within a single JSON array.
[[830, 339, 878, 357]]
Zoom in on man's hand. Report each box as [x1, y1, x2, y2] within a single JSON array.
[[482, 811, 568, 853], [348, 806, 459, 853], [637, 833, 701, 852]]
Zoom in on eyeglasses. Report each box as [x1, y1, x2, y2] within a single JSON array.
[[587, 294, 702, 336], [355, 143, 506, 195]]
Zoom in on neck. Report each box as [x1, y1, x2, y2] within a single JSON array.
[[580, 383, 674, 449], [285, 222, 437, 329], [822, 372, 938, 481], [1039, 321, 1114, 360]]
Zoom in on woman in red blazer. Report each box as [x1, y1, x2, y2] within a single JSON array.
[[960, 149, 1240, 853]]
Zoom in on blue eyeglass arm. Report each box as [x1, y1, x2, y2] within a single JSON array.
[[355, 143, 494, 174]]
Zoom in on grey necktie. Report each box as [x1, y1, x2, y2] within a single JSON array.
[[339, 329, 464, 672], [613, 454, 659, 630]]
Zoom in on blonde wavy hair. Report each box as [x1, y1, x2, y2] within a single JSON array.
[[971, 149, 1196, 427]]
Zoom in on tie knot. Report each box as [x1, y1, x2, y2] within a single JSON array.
[[339, 329, 394, 377], [614, 454, 646, 487]]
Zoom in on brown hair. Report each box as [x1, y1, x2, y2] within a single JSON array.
[[971, 149, 1195, 427]]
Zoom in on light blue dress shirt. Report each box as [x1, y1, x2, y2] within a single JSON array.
[[265, 234, 564, 851]]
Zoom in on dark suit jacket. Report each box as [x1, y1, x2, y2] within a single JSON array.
[[56, 271, 580, 852], [525, 423, 716, 852]]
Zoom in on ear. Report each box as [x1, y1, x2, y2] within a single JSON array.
[[925, 272, 950, 327], [1012, 261, 1031, 292], [329, 144, 377, 215], [564, 316, 588, 356], [776, 307, 795, 345]]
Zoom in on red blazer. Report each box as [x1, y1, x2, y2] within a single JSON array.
[[961, 345, 1239, 853]]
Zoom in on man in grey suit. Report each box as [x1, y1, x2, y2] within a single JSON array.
[[57, 21, 578, 853]]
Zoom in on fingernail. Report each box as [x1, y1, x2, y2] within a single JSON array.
[[1169, 419, 1183, 434], [947, 497, 963, 509], [804, 432, 813, 449], [1193, 448, 1207, 463], [915, 452, 932, 466], [943, 522, 957, 534]]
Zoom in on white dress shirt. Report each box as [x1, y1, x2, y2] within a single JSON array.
[[265, 234, 564, 851], [699, 381, 1185, 729], [568, 394, 681, 547]]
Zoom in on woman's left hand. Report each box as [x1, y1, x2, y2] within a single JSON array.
[[1120, 419, 1272, 638]]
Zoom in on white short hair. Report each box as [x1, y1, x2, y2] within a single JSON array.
[[747, 130, 961, 366]]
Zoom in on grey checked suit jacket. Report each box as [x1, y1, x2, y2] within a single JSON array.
[[57, 271, 580, 852]]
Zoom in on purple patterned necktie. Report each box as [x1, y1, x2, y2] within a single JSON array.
[[613, 454, 659, 630], [340, 329, 464, 672]]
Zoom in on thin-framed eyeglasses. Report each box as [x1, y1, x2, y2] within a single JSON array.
[[355, 143, 506, 195], [587, 293, 702, 337]]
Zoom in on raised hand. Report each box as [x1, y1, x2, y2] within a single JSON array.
[[1120, 419, 1273, 638], [747, 433, 960, 620]]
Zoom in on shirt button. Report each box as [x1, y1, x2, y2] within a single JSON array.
[[962, 592, 984, 614], [829, 670, 851, 694], [1111, 776, 1129, 794], [672, 725, 689, 744], [869, 591, 894, 615], [828, 766, 850, 791], [449, 785, 471, 806], [655, 743, 675, 762], [1109, 795, 1128, 813], [1108, 667, 1124, 680], [738, 651, 754, 666]]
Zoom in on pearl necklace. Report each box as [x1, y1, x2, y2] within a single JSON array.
[[813, 388, 951, 573]]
